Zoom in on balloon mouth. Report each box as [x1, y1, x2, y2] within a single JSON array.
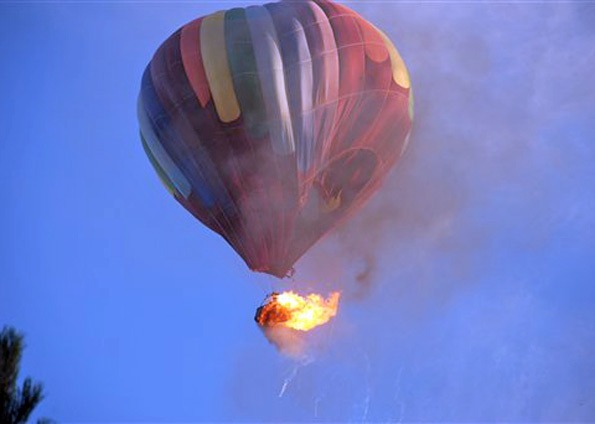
[[251, 264, 295, 279]]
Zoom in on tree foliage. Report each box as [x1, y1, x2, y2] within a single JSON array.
[[0, 327, 45, 424]]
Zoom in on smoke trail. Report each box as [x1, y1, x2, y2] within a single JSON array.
[[296, 1, 595, 304], [227, 1, 595, 421]]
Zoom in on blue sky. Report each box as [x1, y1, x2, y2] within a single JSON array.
[[1, 1, 594, 422]]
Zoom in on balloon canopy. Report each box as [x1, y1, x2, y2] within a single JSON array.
[[138, 0, 413, 278]]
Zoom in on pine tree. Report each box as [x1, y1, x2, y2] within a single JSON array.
[[0, 327, 45, 424]]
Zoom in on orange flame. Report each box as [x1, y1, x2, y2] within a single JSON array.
[[255, 291, 341, 331]]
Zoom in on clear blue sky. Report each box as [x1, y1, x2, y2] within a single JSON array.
[[1, 1, 594, 422]]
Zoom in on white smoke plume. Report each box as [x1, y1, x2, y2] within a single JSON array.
[[230, 1, 595, 422]]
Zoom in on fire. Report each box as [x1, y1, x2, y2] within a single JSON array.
[[255, 291, 341, 331]]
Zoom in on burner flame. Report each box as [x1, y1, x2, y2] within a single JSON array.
[[255, 291, 341, 331]]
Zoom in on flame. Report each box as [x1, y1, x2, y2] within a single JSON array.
[[255, 291, 341, 331]]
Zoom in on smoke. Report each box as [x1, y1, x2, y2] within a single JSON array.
[[227, 1, 595, 421], [259, 326, 308, 360], [295, 1, 595, 304]]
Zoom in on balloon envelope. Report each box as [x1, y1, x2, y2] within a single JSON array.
[[138, 0, 413, 278]]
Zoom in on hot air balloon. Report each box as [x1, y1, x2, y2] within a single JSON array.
[[138, 0, 413, 278]]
